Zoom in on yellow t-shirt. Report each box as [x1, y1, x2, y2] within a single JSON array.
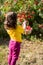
[[6, 25, 24, 42]]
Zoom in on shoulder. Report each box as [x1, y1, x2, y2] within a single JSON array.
[[17, 25, 24, 33], [18, 25, 23, 29], [6, 28, 14, 34]]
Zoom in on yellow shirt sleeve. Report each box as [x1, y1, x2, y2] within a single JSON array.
[[6, 28, 13, 36], [18, 25, 24, 34]]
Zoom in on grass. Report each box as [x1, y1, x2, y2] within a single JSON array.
[[0, 38, 9, 65], [0, 46, 8, 65], [0, 44, 8, 65]]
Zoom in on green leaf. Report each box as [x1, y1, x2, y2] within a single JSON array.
[[39, 13, 43, 18]]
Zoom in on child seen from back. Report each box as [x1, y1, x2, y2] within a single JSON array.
[[4, 12, 27, 65]]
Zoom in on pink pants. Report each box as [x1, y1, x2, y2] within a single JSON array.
[[8, 40, 21, 65]]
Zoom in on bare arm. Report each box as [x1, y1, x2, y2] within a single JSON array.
[[22, 20, 29, 35]]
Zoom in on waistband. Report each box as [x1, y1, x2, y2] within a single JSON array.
[[10, 39, 22, 43]]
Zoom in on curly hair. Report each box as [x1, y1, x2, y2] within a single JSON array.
[[4, 12, 17, 29]]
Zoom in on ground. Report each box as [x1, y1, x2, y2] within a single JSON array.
[[0, 38, 43, 65]]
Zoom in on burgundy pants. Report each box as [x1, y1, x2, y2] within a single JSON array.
[[8, 40, 21, 65]]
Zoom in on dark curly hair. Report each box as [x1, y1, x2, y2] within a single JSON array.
[[4, 12, 17, 29]]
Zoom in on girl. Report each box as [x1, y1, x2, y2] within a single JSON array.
[[4, 12, 27, 65]]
